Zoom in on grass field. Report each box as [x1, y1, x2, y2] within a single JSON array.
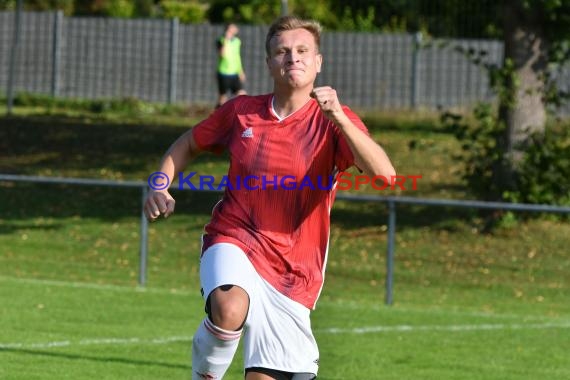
[[1, 107, 569, 379]]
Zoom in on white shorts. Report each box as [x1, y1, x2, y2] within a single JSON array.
[[200, 243, 320, 375]]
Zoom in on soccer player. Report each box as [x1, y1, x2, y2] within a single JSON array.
[[144, 15, 395, 380]]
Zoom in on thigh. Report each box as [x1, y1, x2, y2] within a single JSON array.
[[243, 278, 319, 376], [200, 242, 257, 301]]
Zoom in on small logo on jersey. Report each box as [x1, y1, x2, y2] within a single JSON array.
[[241, 127, 254, 138]]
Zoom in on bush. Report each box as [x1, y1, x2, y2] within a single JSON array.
[[158, 0, 207, 24], [442, 103, 508, 201], [443, 102, 570, 208], [505, 126, 570, 206]]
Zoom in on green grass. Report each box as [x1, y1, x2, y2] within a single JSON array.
[[1, 108, 569, 379], [2, 276, 569, 379]]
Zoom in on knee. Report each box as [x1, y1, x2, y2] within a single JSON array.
[[207, 285, 249, 331]]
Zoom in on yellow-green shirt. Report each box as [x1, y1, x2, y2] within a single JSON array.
[[217, 37, 243, 75]]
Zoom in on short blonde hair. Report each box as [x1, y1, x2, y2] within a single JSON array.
[[265, 16, 322, 56]]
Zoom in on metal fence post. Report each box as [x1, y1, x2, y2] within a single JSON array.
[[385, 199, 396, 305], [168, 18, 179, 104], [6, 0, 23, 115], [139, 186, 149, 286], [411, 31, 423, 108], [51, 10, 63, 98], [281, 0, 288, 16]]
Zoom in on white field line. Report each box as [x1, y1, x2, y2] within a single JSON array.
[[0, 336, 194, 350], [0, 275, 195, 296], [2, 322, 570, 351], [325, 301, 559, 321], [318, 322, 570, 334]]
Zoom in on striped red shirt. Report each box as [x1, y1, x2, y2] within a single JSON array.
[[192, 94, 368, 308]]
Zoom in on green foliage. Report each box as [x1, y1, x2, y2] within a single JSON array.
[[440, 57, 518, 202], [442, 103, 509, 201], [0, 0, 513, 37], [8, 92, 192, 118], [0, 0, 75, 14], [336, 6, 377, 32], [444, 101, 570, 208], [158, 0, 207, 24], [287, 2, 379, 32], [72, 0, 135, 18], [504, 126, 570, 206], [288, 0, 337, 29], [0, 0, 15, 10], [88, 97, 146, 114], [132, 0, 155, 17], [523, 0, 570, 52], [98, 0, 134, 18], [207, 0, 281, 24], [0, 0, 565, 41], [327, 0, 502, 37], [490, 59, 519, 110]]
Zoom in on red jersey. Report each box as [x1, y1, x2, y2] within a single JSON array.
[[192, 94, 368, 308]]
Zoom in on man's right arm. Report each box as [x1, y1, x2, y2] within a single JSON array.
[[144, 130, 202, 221]]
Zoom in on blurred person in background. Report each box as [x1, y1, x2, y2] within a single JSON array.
[[216, 23, 247, 108]]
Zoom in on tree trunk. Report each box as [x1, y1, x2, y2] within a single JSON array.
[[493, 0, 549, 198], [500, 0, 548, 166]]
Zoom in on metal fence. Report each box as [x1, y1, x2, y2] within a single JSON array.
[[2, 11, 569, 113], [2, 173, 569, 305]]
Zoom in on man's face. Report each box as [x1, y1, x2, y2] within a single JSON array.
[[266, 28, 322, 90], [226, 24, 238, 38]]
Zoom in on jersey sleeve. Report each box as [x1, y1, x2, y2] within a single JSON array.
[[192, 101, 235, 154], [333, 105, 370, 171]]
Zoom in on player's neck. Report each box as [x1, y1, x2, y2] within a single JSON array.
[[272, 90, 312, 119]]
